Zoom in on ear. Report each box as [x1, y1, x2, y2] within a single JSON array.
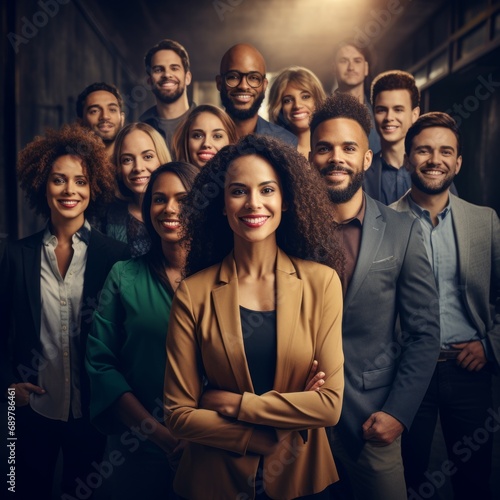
[[363, 61, 369, 78], [455, 155, 463, 175], [222, 206, 226, 216], [411, 106, 420, 124], [282, 200, 288, 212], [263, 78, 268, 92], [216, 75, 222, 91], [185, 71, 192, 86], [119, 113, 125, 127], [363, 149, 373, 171]]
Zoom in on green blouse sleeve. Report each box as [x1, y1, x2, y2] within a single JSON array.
[[86, 260, 132, 434]]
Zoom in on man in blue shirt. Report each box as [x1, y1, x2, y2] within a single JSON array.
[[216, 43, 297, 146], [364, 70, 421, 204], [392, 111, 500, 500]]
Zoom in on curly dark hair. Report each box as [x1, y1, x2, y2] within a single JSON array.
[[310, 93, 372, 139], [182, 134, 344, 277], [17, 124, 115, 218], [370, 70, 420, 109]]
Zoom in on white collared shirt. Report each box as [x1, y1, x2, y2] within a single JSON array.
[[31, 221, 90, 421]]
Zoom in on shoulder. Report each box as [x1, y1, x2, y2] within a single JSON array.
[[255, 117, 298, 145], [389, 192, 412, 212], [105, 256, 148, 287], [0, 230, 43, 271], [285, 254, 340, 288], [138, 106, 157, 121], [182, 262, 222, 289], [451, 194, 497, 218], [367, 195, 414, 224], [89, 228, 130, 259]]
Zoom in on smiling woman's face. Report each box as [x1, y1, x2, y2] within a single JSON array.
[[119, 129, 161, 196], [149, 171, 187, 243], [188, 112, 230, 168], [46, 154, 90, 226], [224, 154, 284, 247]]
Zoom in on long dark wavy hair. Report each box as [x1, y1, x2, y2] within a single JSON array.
[[142, 161, 200, 292], [182, 134, 344, 277]]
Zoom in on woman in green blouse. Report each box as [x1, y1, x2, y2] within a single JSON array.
[[85, 161, 199, 499]]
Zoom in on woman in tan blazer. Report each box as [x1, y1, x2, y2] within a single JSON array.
[[164, 135, 345, 499]]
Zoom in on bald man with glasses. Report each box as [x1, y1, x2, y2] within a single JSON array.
[[216, 43, 297, 146]]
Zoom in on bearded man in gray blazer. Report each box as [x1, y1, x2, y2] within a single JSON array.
[[309, 93, 440, 500], [391, 111, 500, 500]]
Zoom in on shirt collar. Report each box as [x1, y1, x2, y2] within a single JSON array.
[[408, 193, 451, 221], [380, 155, 398, 170], [43, 220, 91, 246], [339, 194, 366, 226]]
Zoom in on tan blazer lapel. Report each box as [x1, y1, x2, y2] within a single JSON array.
[[212, 253, 254, 393], [274, 249, 303, 392]]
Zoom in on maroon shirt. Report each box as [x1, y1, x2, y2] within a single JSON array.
[[337, 195, 366, 295]]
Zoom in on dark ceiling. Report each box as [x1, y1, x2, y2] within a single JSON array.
[[80, 0, 447, 90]]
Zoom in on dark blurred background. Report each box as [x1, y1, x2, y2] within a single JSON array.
[[1, 0, 500, 238]]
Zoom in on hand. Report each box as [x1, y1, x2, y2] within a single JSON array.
[[199, 389, 241, 418], [304, 360, 325, 391], [8, 383, 45, 406], [362, 411, 404, 446], [166, 439, 187, 472], [451, 341, 487, 371]]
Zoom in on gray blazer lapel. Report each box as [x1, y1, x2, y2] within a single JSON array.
[[344, 196, 386, 309], [450, 194, 469, 283]]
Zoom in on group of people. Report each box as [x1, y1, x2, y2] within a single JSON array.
[[1, 36, 499, 500]]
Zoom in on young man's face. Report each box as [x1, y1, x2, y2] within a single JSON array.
[[406, 126, 462, 195], [374, 89, 419, 147], [82, 90, 124, 143], [333, 45, 368, 90], [148, 49, 192, 104]]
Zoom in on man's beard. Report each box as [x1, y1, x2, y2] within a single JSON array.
[[95, 129, 119, 144], [152, 80, 185, 104], [220, 89, 265, 121], [320, 165, 365, 203], [411, 170, 455, 195]]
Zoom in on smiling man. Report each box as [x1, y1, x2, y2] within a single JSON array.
[[76, 82, 125, 158], [391, 112, 500, 500], [140, 39, 194, 150], [216, 43, 297, 145], [309, 93, 440, 500], [332, 40, 380, 154], [363, 70, 420, 204]]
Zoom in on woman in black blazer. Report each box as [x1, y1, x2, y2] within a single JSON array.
[[0, 124, 129, 500]]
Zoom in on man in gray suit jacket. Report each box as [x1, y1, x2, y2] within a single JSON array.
[[391, 112, 500, 500], [309, 93, 440, 500]]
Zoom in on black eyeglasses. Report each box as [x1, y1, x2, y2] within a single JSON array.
[[221, 71, 266, 88]]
